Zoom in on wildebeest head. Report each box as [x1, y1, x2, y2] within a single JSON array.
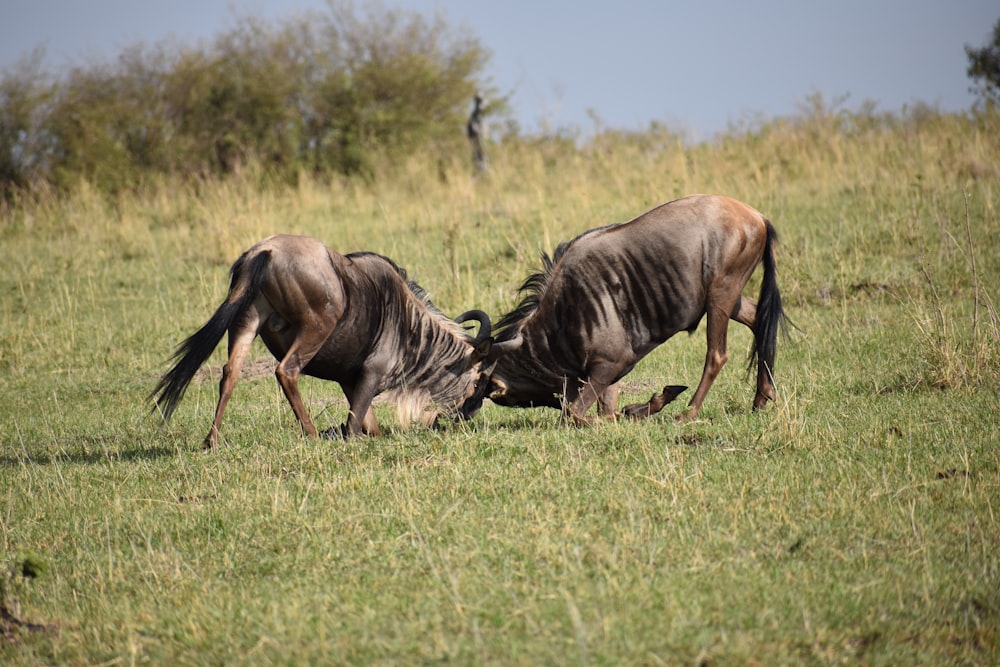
[[480, 247, 570, 411], [450, 309, 523, 420], [483, 337, 565, 411]]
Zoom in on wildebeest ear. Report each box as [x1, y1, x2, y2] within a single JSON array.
[[487, 379, 506, 399]]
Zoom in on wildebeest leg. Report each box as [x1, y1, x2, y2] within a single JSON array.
[[563, 360, 624, 425], [204, 310, 260, 449], [562, 382, 603, 425], [680, 304, 732, 421], [731, 295, 776, 409], [621, 385, 687, 419], [355, 405, 379, 435], [274, 322, 337, 438], [338, 378, 382, 437], [596, 383, 620, 417]]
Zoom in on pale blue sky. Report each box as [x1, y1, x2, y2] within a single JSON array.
[[2, 1, 996, 139]]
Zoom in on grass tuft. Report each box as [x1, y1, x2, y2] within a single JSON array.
[[911, 195, 1000, 390]]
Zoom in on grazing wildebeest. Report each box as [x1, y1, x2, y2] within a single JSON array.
[[485, 194, 788, 423], [151, 235, 521, 448]]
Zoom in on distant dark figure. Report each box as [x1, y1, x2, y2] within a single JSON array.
[[466, 93, 487, 172]]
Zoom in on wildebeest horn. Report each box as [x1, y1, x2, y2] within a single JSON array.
[[490, 332, 523, 356], [455, 309, 492, 343]]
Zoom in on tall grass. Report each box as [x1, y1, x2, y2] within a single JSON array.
[[2, 105, 999, 664], [911, 193, 1000, 390]]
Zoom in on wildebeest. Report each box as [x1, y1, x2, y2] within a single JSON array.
[[485, 194, 788, 423], [151, 234, 521, 448]]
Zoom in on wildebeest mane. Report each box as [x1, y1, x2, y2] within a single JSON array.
[[346, 250, 457, 327], [494, 251, 556, 338], [346, 250, 423, 299], [495, 222, 623, 340]]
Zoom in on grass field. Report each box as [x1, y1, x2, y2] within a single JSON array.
[[2, 108, 999, 664]]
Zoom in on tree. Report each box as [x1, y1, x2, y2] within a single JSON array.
[[0, 2, 494, 194], [0, 49, 53, 198], [966, 18, 1000, 105]]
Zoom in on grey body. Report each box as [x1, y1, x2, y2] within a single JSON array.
[[488, 194, 787, 422], [152, 235, 517, 447]]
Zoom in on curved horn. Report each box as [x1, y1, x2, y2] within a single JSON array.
[[454, 309, 492, 343], [491, 332, 523, 355], [486, 331, 523, 363]]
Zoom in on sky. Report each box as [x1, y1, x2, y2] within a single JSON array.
[[1, 1, 996, 140]]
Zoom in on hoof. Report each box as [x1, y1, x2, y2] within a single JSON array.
[[659, 385, 688, 403], [674, 409, 699, 423], [321, 424, 347, 440]]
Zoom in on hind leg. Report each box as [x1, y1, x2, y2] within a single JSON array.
[[680, 304, 732, 422], [205, 310, 260, 449], [731, 295, 776, 410], [273, 319, 339, 438]]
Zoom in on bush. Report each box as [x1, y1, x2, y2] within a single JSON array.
[[0, 2, 491, 198], [966, 18, 1000, 106]]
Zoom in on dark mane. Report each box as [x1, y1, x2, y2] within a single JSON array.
[[346, 251, 442, 315], [494, 250, 557, 338], [495, 222, 623, 341]]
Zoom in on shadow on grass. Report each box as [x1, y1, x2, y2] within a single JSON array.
[[0, 439, 180, 467]]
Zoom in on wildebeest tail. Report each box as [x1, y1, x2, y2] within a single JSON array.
[[748, 221, 787, 380], [150, 249, 271, 420]]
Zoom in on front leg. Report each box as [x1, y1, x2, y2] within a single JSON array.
[[342, 375, 382, 437], [560, 380, 602, 425], [596, 383, 620, 418], [561, 360, 627, 425], [321, 403, 379, 439], [620, 385, 687, 419]]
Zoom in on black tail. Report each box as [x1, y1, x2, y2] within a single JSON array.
[[150, 250, 271, 420], [748, 221, 787, 380]]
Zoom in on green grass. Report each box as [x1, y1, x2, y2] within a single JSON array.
[[2, 109, 999, 664]]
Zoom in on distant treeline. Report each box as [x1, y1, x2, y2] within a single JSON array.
[[4, 3, 996, 204], [0, 3, 492, 198]]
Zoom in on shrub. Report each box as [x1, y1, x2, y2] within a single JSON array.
[[0, 2, 491, 197]]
